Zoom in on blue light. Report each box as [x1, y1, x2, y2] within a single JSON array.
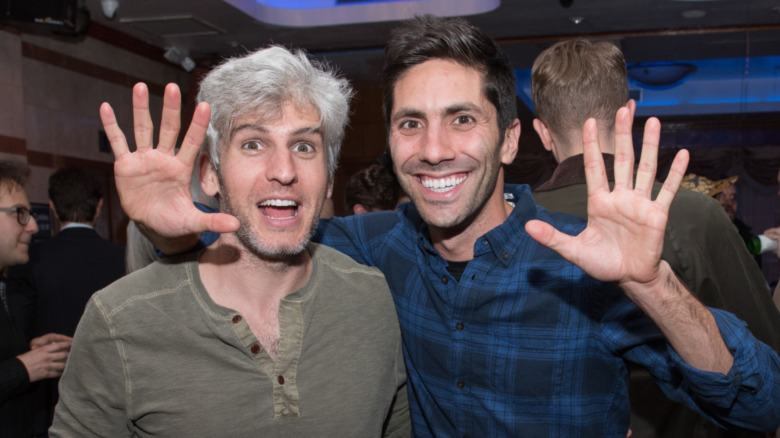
[[514, 55, 780, 116]]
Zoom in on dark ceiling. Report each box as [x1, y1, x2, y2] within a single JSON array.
[[77, 0, 780, 86]]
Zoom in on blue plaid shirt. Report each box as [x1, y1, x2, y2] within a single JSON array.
[[312, 184, 780, 437], [198, 184, 780, 436]]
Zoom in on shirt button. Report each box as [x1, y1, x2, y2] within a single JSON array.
[[456, 380, 465, 389], [232, 315, 242, 323], [441, 276, 448, 284], [278, 375, 285, 385], [250, 343, 261, 354], [502, 252, 509, 260], [455, 322, 464, 331]]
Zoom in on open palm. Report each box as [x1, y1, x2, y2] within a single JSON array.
[[526, 107, 689, 289]]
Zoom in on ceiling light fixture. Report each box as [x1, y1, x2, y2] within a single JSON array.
[[627, 62, 697, 87], [101, 0, 119, 19], [681, 9, 707, 18], [163, 46, 196, 72]]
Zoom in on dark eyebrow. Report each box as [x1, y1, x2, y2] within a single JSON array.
[[391, 108, 426, 124], [443, 103, 483, 117]]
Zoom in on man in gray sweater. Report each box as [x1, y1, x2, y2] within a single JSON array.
[[50, 46, 409, 437]]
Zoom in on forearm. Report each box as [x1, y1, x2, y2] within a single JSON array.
[[620, 261, 733, 374]]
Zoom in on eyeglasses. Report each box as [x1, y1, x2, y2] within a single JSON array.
[[0, 205, 37, 226]]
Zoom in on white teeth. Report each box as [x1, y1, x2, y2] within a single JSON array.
[[421, 175, 466, 193], [260, 199, 297, 207]]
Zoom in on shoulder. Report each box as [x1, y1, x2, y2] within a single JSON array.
[[91, 253, 197, 310], [310, 243, 386, 280]]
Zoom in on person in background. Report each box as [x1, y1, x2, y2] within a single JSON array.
[[345, 163, 404, 214], [530, 38, 780, 438], [7, 166, 125, 436], [0, 160, 71, 437]]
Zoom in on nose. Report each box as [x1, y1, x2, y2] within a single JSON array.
[[267, 147, 297, 186], [418, 123, 455, 165], [26, 215, 39, 234]]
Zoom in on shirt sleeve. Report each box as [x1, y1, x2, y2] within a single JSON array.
[[604, 297, 780, 433], [382, 337, 411, 438], [314, 212, 401, 267], [0, 356, 29, 405], [50, 297, 130, 437]]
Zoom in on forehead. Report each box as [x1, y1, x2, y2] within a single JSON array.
[[227, 101, 322, 142], [392, 59, 490, 114], [0, 182, 27, 204]]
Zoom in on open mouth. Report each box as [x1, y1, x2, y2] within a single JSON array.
[[259, 199, 298, 220], [420, 175, 467, 193]]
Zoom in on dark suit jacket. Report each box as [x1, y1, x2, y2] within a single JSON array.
[[0, 285, 33, 438], [8, 227, 126, 338], [7, 226, 125, 434]]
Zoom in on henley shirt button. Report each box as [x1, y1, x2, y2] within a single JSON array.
[[250, 344, 261, 354], [456, 380, 465, 389], [502, 252, 509, 260], [441, 276, 448, 284], [278, 375, 285, 385], [231, 315, 242, 323], [455, 321, 464, 331]]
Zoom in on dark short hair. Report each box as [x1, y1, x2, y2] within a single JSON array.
[[48, 167, 103, 223], [345, 163, 401, 213], [382, 15, 517, 134], [0, 160, 30, 194]]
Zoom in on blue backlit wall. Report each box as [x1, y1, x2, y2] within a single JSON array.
[[516, 55, 780, 117]]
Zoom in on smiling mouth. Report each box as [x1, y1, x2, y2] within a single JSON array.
[[420, 175, 467, 193], [259, 199, 298, 220]]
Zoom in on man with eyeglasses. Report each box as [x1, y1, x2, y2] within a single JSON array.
[[0, 160, 72, 437]]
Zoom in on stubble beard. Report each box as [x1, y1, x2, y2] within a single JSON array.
[[217, 174, 318, 262]]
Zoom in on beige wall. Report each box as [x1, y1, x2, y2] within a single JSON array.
[[0, 27, 191, 243]]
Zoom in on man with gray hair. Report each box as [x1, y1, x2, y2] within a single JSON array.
[[50, 46, 409, 437]]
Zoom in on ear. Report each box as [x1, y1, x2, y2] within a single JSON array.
[[48, 200, 59, 221], [93, 198, 104, 221], [532, 118, 555, 152], [326, 179, 334, 200], [200, 154, 219, 197], [626, 99, 637, 119], [353, 204, 368, 215], [499, 118, 521, 165]]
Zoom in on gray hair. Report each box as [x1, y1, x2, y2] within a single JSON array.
[[198, 46, 353, 180]]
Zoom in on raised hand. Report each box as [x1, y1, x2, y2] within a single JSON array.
[[525, 107, 689, 292], [101, 83, 238, 251]]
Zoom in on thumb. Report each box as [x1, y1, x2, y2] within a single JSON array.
[[525, 219, 576, 261], [198, 211, 240, 234]]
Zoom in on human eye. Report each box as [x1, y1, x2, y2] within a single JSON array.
[[293, 142, 314, 153], [398, 119, 423, 135], [241, 140, 263, 150], [453, 114, 475, 126]]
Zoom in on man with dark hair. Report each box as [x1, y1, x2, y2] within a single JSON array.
[[102, 16, 780, 437], [345, 163, 403, 214], [0, 160, 71, 437], [530, 38, 780, 438], [8, 166, 126, 434]]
